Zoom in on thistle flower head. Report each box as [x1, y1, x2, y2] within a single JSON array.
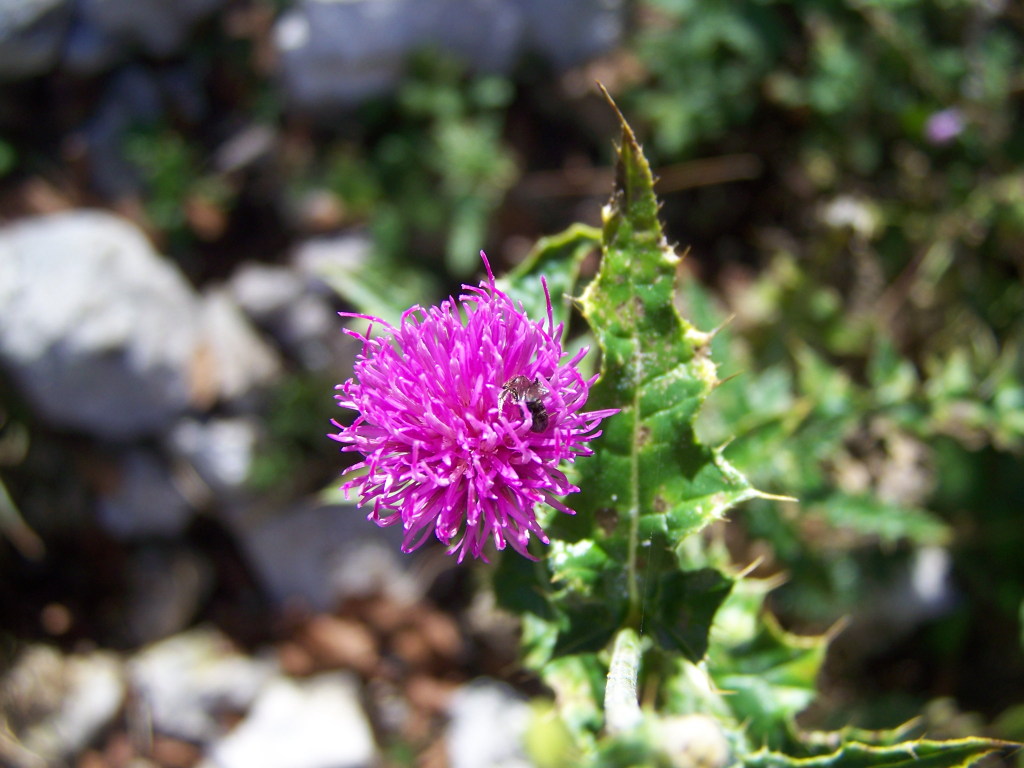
[[330, 252, 617, 562]]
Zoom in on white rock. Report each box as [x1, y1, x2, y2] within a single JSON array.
[[169, 417, 260, 496], [129, 627, 277, 744], [228, 262, 339, 371], [0, 211, 200, 439], [2, 646, 125, 764], [27, 652, 125, 760], [229, 264, 306, 320], [213, 124, 278, 175], [447, 679, 531, 768], [197, 288, 281, 403], [200, 673, 376, 768], [292, 231, 373, 277], [0, 211, 282, 439]]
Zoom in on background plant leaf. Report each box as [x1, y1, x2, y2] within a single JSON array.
[[498, 223, 600, 344], [744, 738, 1017, 768]]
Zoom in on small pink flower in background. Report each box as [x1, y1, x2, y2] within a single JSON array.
[[925, 107, 965, 145], [330, 252, 617, 562]]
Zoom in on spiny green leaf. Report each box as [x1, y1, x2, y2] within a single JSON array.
[[660, 577, 829, 751], [576, 90, 763, 542], [550, 86, 764, 659], [744, 737, 1017, 768], [649, 568, 734, 661], [492, 549, 557, 622], [799, 724, 932, 754], [711, 610, 829, 750], [499, 223, 600, 342]]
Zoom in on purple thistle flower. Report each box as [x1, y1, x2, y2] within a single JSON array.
[[330, 252, 617, 562]]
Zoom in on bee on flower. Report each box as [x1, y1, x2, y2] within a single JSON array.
[[499, 374, 550, 433], [330, 252, 617, 562]]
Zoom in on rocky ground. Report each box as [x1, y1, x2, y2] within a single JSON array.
[[0, 206, 542, 767]]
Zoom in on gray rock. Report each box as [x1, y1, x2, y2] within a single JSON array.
[[75, 0, 225, 60], [0, 211, 282, 440], [870, 545, 957, 638], [272, 0, 625, 115], [291, 230, 374, 282], [155, 61, 208, 123], [827, 546, 957, 679], [2, 645, 125, 765], [83, 65, 207, 196], [80, 67, 162, 197], [519, 0, 624, 71], [291, 229, 420, 325], [120, 545, 214, 645], [61, 11, 122, 74], [213, 124, 278, 175], [280, 294, 339, 371], [0, 0, 71, 81], [228, 500, 421, 612], [96, 449, 193, 539], [273, 0, 411, 113], [200, 673, 376, 768], [273, 0, 522, 114], [412, 0, 523, 74], [0, 211, 201, 439], [129, 626, 277, 744], [447, 679, 530, 768]]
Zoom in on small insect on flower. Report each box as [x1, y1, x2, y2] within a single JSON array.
[[500, 375, 550, 433], [330, 251, 618, 562]]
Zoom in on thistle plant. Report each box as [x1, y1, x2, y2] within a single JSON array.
[[332, 91, 1016, 767]]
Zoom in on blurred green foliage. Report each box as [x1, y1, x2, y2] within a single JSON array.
[[310, 53, 517, 277], [124, 127, 233, 250], [631, 0, 1024, 166], [0, 139, 15, 177], [248, 372, 340, 498], [620, 1, 1024, 735]]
